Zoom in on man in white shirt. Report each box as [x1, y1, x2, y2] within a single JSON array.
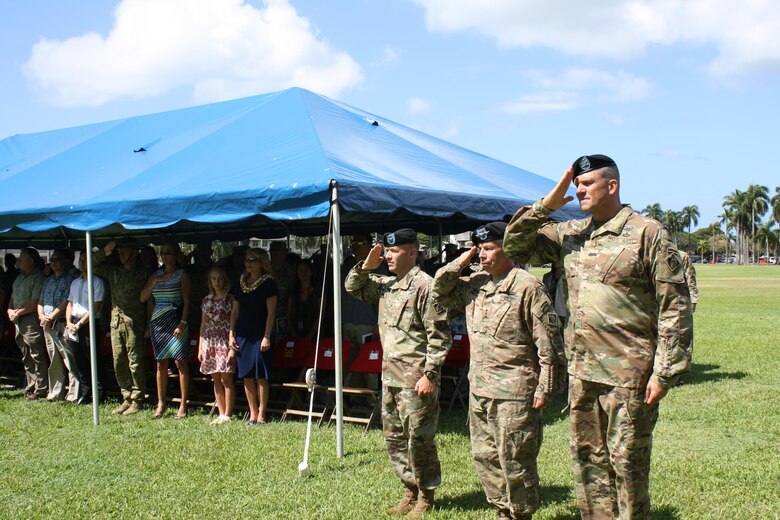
[[65, 252, 106, 404]]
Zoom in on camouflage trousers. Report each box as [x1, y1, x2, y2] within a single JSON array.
[[569, 377, 659, 520], [469, 393, 542, 518], [110, 313, 146, 403], [382, 385, 442, 490]]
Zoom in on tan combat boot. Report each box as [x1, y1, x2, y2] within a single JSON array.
[[122, 401, 143, 415], [405, 489, 434, 518], [385, 486, 418, 515], [112, 401, 131, 415]]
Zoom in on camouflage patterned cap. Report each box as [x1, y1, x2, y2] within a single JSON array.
[[572, 154, 618, 179], [471, 222, 507, 245], [382, 228, 418, 247]]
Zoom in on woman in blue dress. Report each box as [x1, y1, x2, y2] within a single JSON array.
[[141, 242, 191, 419], [230, 248, 277, 425]]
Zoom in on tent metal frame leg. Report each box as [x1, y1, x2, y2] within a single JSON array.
[[330, 181, 344, 458]]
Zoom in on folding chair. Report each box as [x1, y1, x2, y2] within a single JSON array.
[[327, 340, 383, 432], [280, 337, 348, 425], [0, 323, 23, 388], [441, 333, 470, 412], [172, 334, 215, 409], [267, 337, 314, 416], [100, 330, 122, 398]]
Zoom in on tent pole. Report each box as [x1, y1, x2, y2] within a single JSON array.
[[330, 182, 344, 458], [86, 232, 100, 426], [438, 222, 443, 263]]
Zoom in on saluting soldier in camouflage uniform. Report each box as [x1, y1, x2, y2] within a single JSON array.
[[433, 222, 567, 520], [679, 252, 699, 313], [345, 228, 451, 518], [94, 238, 150, 416], [504, 155, 693, 520]]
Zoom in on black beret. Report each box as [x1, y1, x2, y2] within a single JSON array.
[[382, 228, 418, 247], [471, 222, 507, 245], [572, 154, 618, 178]]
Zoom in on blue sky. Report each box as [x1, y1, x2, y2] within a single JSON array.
[[2, 0, 779, 230]]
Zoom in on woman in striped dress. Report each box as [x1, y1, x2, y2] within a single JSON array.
[[141, 242, 192, 419]]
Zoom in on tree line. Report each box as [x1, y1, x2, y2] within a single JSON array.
[[641, 184, 780, 264]]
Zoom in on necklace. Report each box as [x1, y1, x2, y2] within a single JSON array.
[[240, 273, 270, 293]]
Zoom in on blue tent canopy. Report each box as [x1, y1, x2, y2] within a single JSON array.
[[0, 87, 581, 246]]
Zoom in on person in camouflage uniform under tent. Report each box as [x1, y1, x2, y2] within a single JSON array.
[[432, 221, 567, 520], [93, 237, 150, 416], [504, 154, 693, 520], [345, 228, 451, 518]]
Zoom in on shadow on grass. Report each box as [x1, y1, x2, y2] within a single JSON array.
[[679, 363, 747, 386], [543, 502, 681, 520], [652, 505, 682, 519], [437, 392, 572, 436], [440, 484, 576, 516]]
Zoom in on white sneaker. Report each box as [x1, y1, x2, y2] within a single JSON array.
[[209, 415, 225, 426], [218, 415, 233, 424]]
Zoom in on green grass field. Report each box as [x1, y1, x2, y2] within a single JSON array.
[[1, 265, 778, 519]]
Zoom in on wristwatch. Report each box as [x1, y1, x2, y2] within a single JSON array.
[[424, 370, 437, 381]]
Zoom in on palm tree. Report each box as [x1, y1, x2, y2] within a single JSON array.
[[681, 205, 700, 250], [723, 190, 749, 264], [745, 184, 769, 263], [771, 186, 780, 224], [662, 210, 683, 243], [755, 220, 778, 263], [641, 203, 663, 221], [719, 209, 733, 262], [772, 187, 780, 265], [696, 238, 709, 258]]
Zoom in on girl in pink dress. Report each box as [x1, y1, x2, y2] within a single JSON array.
[[197, 267, 239, 425]]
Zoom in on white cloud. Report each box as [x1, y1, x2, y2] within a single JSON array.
[[383, 46, 400, 64], [412, 0, 780, 76], [502, 68, 652, 114], [408, 97, 432, 114], [24, 0, 363, 106]]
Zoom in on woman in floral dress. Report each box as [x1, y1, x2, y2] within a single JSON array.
[[197, 267, 238, 425]]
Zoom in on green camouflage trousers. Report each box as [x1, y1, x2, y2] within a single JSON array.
[[382, 385, 442, 490], [110, 314, 146, 403], [469, 393, 541, 517], [569, 377, 659, 520]]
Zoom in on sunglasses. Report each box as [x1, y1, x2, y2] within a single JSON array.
[[245, 257, 260, 263]]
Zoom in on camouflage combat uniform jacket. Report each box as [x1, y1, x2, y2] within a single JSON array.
[[504, 201, 693, 389], [679, 252, 699, 305], [432, 263, 566, 402], [93, 251, 149, 328], [345, 264, 451, 388]]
